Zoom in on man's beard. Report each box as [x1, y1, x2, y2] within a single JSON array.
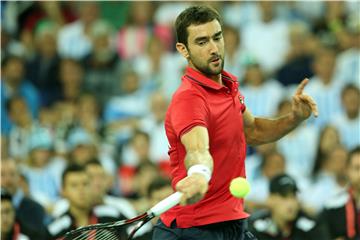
[[190, 52, 225, 76]]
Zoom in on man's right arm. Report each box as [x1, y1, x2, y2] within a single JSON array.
[[176, 126, 214, 205]]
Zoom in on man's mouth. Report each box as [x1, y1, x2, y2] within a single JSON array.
[[210, 57, 221, 64]]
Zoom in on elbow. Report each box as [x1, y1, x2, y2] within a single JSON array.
[[244, 129, 264, 146]]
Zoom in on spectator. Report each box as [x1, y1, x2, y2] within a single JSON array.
[[302, 144, 348, 214], [305, 47, 343, 126], [332, 84, 360, 150], [312, 125, 341, 179], [46, 164, 125, 239], [1, 28, 27, 61], [1, 189, 40, 239], [277, 22, 316, 86], [83, 19, 121, 106], [335, 14, 360, 88], [223, 24, 253, 82], [241, 63, 284, 117], [312, 1, 350, 50], [6, 96, 35, 161], [134, 177, 173, 240], [246, 142, 277, 183], [1, 159, 47, 237], [321, 146, 360, 239], [58, 58, 84, 103], [139, 91, 170, 167], [223, 2, 261, 30], [116, 1, 172, 60], [57, 2, 99, 59], [246, 151, 286, 212], [52, 160, 136, 221], [67, 128, 116, 176], [104, 70, 149, 145], [75, 93, 102, 140], [1, 55, 40, 136], [242, 1, 290, 75], [119, 130, 158, 197], [249, 174, 331, 240], [26, 21, 61, 106], [20, 128, 60, 212], [132, 35, 186, 97]]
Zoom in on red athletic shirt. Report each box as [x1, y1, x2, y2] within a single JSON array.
[[161, 67, 249, 228]]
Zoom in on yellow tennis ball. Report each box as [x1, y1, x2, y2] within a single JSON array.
[[229, 177, 250, 198]]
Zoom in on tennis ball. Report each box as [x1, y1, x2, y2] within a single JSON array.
[[229, 177, 250, 198]]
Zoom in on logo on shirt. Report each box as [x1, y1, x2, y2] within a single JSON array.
[[238, 96, 244, 105]]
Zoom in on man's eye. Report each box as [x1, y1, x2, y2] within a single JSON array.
[[198, 41, 206, 46]]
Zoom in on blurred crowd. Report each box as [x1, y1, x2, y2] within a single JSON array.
[[1, 1, 359, 239]]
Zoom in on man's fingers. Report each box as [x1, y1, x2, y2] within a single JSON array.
[[299, 95, 319, 117], [295, 78, 309, 95]]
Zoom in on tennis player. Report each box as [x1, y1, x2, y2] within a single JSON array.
[[152, 5, 318, 240]]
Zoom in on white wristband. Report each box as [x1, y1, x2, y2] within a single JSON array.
[[187, 164, 212, 182]]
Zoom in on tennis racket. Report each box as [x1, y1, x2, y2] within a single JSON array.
[[63, 192, 182, 240]]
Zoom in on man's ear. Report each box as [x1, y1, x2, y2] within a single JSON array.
[[176, 43, 189, 59]]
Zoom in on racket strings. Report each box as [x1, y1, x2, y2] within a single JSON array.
[[65, 227, 126, 240]]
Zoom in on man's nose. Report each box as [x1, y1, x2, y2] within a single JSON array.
[[208, 39, 219, 54]]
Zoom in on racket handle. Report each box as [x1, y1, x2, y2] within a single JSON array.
[[149, 192, 183, 216]]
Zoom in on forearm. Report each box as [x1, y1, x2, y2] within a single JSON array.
[[245, 113, 302, 145], [184, 149, 214, 171]]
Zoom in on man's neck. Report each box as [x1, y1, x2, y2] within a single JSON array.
[[209, 74, 223, 85], [70, 205, 90, 227], [189, 64, 223, 85]]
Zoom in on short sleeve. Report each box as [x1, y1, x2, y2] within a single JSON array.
[[170, 90, 209, 138]]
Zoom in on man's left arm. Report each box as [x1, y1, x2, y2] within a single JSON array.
[[243, 78, 318, 146]]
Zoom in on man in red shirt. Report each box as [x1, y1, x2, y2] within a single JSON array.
[[153, 5, 318, 240]]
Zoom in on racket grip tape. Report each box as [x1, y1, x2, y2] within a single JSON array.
[[149, 192, 183, 216]]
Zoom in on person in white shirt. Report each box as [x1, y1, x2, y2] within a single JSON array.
[[305, 47, 343, 127], [301, 144, 348, 215], [57, 2, 99, 59], [241, 2, 290, 75], [331, 84, 360, 150], [246, 150, 286, 212], [334, 13, 360, 88], [241, 63, 284, 117]]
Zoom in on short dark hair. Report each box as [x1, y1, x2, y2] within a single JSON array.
[[1, 55, 24, 69], [341, 83, 360, 99], [62, 164, 86, 187], [1, 188, 12, 201], [84, 159, 102, 168], [175, 6, 222, 46]]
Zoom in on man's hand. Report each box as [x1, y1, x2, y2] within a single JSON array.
[[292, 78, 318, 121], [176, 173, 208, 206]]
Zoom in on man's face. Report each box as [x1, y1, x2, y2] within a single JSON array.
[[348, 153, 360, 192], [1, 200, 15, 234], [62, 172, 91, 210], [72, 145, 96, 165], [3, 59, 24, 84], [1, 160, 19, 195], [271, 193, 299, 222], [85, 164, 108, 203], [182, 20, 225, 76], [342, 88, 360, 117]]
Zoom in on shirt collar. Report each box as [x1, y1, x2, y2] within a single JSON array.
[[183, 66, 238, 91]]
